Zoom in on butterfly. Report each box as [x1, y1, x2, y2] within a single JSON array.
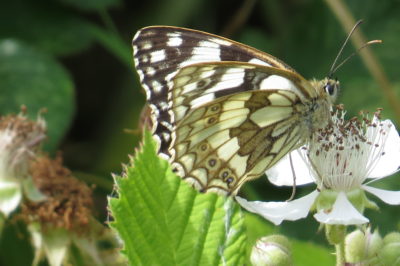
[[132, 26, 339, 195]]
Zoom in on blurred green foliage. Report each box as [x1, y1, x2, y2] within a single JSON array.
[[0, 0, 399, 265], [0, 39, 74, 151]]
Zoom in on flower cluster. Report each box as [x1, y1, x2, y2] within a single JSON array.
[[237, 110, 400, 225]]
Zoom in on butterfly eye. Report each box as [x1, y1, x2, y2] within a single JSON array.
[[324, 83, 336, 96]]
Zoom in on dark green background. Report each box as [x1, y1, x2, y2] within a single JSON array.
[[0, 0, 399, 264]]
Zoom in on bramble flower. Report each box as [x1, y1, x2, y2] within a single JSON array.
[[0, 113, 47, 217], [237, 110, 400, 225]]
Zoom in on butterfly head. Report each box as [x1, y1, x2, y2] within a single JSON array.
[[321, 78, 340, 104]]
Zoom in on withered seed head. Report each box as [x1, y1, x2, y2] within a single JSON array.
[[21, 155, 93, 232]]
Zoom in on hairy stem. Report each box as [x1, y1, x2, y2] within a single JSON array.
[[335, 241, 346, 266], [325, 224, 347, 266]]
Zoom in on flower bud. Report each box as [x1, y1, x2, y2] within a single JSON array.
[[377, 232, 400, 264], [383, 232, 400, 245], [378, 242, 400, 265], [345, 228, 382, 263], [250, 235, 292, 266]]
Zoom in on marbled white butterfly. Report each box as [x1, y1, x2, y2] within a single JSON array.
[[132, 26, 339, 195]]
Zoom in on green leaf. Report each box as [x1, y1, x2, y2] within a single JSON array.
[[0, 39, 75, 151], [0, 222, 34, 266], [0, 0, 94, 56], [109, 131, 247, 265], [58, 0, 122, 11], [86, 24, 132, 68]]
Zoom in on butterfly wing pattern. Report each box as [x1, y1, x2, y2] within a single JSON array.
[[132, 26, 332, 195], [132, 26, 295, 158]]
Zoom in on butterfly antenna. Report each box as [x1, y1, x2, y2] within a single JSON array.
[[328, 20, 364, 78], [331, 39, 382, 74]]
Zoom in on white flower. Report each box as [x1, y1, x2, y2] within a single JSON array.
[[237, 111, 400, 225], [0, 114, 47, 217]]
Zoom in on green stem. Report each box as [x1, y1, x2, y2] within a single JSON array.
[[335, 240, 346, 266], [325, 224, 347, 266]]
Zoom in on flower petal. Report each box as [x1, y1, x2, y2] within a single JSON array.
[[22, 177, 47, 202], [28, 223, 45, 266], [266, 149, 314, 186], [363, 185, 400, 205], [235, 190, 319, 225], [367, 120, 400, 179], [314, 192, 368, 225], [0, 181, 21, 217], [43, 228, 70, 266]]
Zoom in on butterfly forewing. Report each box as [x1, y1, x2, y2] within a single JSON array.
[[133, 26, 298, 157], [133, 26, 296, 97]]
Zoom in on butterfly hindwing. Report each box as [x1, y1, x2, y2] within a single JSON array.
[[170, 89, 306, 194], [170, 62, 316, 126]]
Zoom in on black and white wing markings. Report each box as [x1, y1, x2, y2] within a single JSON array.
[[170, 89, 307, 195], [170, 62, 316, 126], [132, 26, 298, 157], [133, 26, 296, 99]]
